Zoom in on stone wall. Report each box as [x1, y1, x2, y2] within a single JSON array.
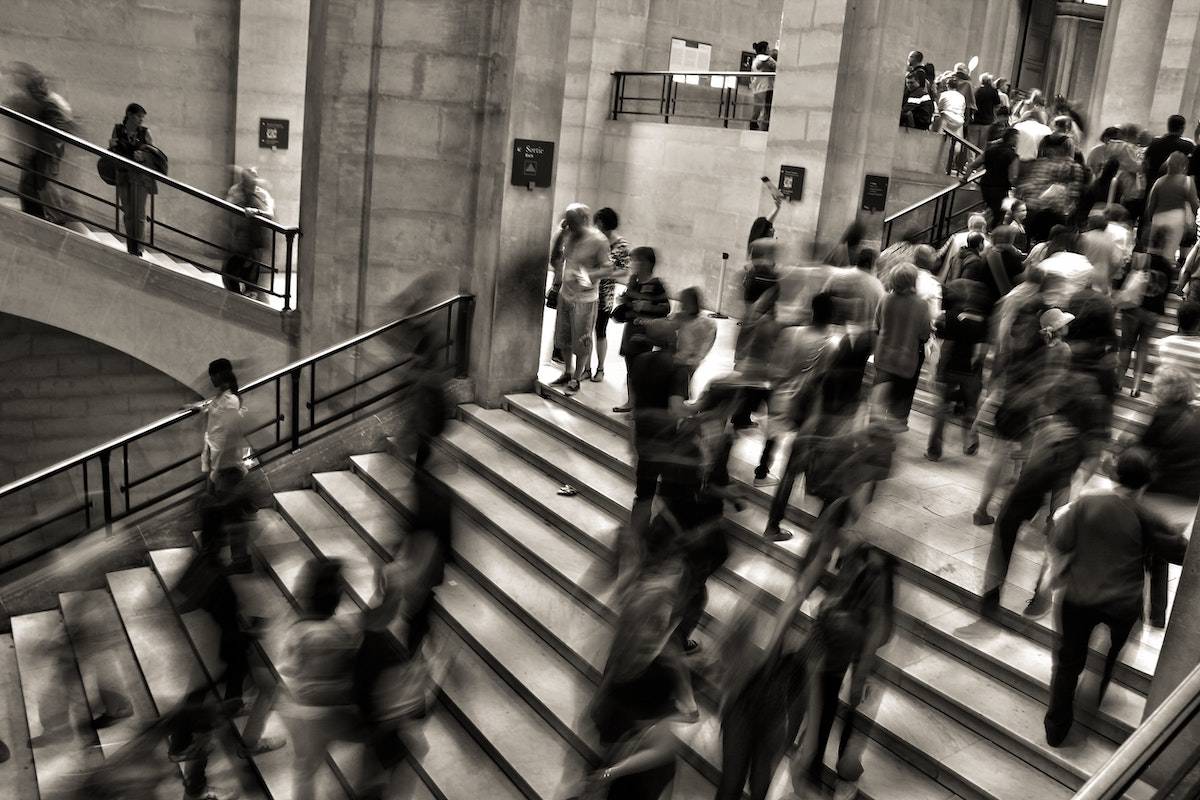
[[0, 0, 239, 248], [641, 0, 786, 72]]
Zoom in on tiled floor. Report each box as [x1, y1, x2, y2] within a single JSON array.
[[538, 305, 1190, 665]]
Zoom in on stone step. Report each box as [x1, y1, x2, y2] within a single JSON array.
[[0, 632, 39, 800], [58, 590, 158, 759], [244, 510, 528, 800], [515, 390, 1160, 694], [431, 416, 1144, 743], [10, 608, 103, 799], [351, 452, 1002, 800], [104, 567, 266, 800]]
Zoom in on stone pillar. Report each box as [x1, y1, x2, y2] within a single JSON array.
[[978, 0, 1025, 84], [1089, 0, 1172, 133], [233, 0, 309, 229], [467, 0, 572, 404], [1150, 0, 1200, 130]]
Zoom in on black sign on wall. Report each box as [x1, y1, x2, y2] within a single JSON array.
[[862, 174, 890, 212], [511, 139, 555, 189], [259, 118, 289, 150], [779, 165, 805, 201], [739, 50, 755, 86]]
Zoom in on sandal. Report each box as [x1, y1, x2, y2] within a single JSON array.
[[565, 379, 581, 394], [591, 368, 605, 383], [557, 485, 578, 497]]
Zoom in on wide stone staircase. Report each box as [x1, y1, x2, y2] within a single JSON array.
[[0, 370, 1169, 800]]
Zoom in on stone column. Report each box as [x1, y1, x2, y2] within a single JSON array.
[[467, 0, 572, 405], [1089, 0, 1172, 133], [1150, 0, 1200, 130]]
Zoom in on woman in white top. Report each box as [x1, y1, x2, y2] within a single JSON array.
[[750, 41, 776, 131], [934, 76, 966, 134], [197, 358, 251, 486]]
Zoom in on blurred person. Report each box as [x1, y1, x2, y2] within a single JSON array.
[[971, 73, 1001, 149], [672, 287, 716, 390], [1116, 235, 1173, 397], [1013, 108, 1052, 162], [934, 213, 989, 281], [1145, 151, 1198, 263], [1016, 133, 1090, 241], [1117, 123, 1150, 226], [1049, 115, 1083, 163], [1190, 119, 1200, 194], [823, 246, 884, 331], [900, 70, 935, 130], [925, 274, 989, 461], [591, 207, 631, 382], [1156, 300, 1200, 397], [1179, 240, 1200, 300], [951, 231, 986, 285], [962, 128, 1020, 227], [872, 264, 932, 427], [5, 62, 75, 225], [223, 166, 275, 301], [1036, 225, 1093, 308], [1086, 126, 1122, 175], [109, 103, 156, 256], [1105, 204, 1135, 269], [746, 183, 782, 256], [1063, 280, 1119, 432], [1144, 115, 1193, 185], [967, 225, 1023, 308], [933, 74, 966, 135], [953, 62, 977, 121], [1004, 198, 1029, 250], [549, 203, 614, 394], [876, 230, 925, 284], [583, 567, 688, 799], [1012, 88, 1048, 124], [548, 219, 568, 364], [612, 246, 669, 412], [826, 220, 867, 267], [995, 77, 1012, 113], [1079, 211, 1122, 292], [279, 559, 363, 800], [981, 323, 1085, 618], [749, 41, 776, 132], [1042, 448, 1188, 746]]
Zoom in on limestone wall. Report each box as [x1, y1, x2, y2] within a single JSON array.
[[641, 0, 786, 72], [0, 0, 239, 248]]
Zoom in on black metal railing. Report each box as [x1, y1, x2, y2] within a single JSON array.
[[883, 130, 987, 247], [1071, 660, 1200, 799], [0, 104, 301, 310], [0, 293, 473, 572], [611, 70, 775, 128]]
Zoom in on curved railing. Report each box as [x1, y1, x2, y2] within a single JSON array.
[[0, 103, 301, 309], [0, 293, 474, 573], [1072, 660, 1200, 798], [610, 70, 774, 128], [884, 128, 987, 247]]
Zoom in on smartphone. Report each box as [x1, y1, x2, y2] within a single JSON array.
[[761, 176, 784, 204]]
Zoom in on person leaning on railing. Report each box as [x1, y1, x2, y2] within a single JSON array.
[[109, 102, 155, 256], [224, 166, 276, 301]]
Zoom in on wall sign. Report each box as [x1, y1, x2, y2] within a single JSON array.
[[862, 174, 890, 212], [669, 37, 712, 84], [259, 118, 289, 150], [779, 165, 805, 201], [510, 139, 555, 189], [738, 50, 755, 86]]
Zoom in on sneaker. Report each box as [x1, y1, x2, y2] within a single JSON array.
[[168, 738, 212, 763], [549, 373, 571, 386], [1023, 591, 1051, 619], [764, 528, 793, 543], [752, 474, 779, 488], [591, 368, 605, 383], [972, 509, 995, 526], [565, 379, 581, 394], [924, 450, 941, 462], [556, 485, 578, 497], [963, 439, 979, 456], [612, 405, 632, 413], [237, 735, 285, 759], [683, 639, 701, 655]]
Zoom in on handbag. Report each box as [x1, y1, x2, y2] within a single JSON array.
[[1114, 264, 1149, 310], [545, 287, 559, 309], [97, 154, 117, 186]]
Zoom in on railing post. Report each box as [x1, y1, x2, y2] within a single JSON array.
[[289, 368, 301, 452], [283, 232, 294, 311], [99, 450, 113, 525], [455, 297, 474, 378], [611, 73, 620, 121], [149, 193, 155, 246], [660, 75, 668, 123]]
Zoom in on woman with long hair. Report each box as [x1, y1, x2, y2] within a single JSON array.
[[1145, 151, 1199, 263]]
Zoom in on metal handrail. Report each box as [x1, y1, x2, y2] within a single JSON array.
[[1072, 661, 1200, 799], [0, 104, 298, 235], [612, 70, 768, 78], [0, 293, 474, 558], [883, 168, 986, 226]]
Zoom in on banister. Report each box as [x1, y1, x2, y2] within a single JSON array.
[[0, 103, 299, 235], [883, 169, 985, 225], [942, 125, 984, 156], [611, 70, 767, 78], [0, 292, 471, 513]]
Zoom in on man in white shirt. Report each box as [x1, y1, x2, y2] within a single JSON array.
[[750, 41, 776, 131], [550, 204, 614, 393], [1157, 300, 1200, 398], [1014, 110, 1052, 161]]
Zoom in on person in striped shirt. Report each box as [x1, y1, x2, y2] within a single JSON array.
[[1156, 300, 1200, 398]]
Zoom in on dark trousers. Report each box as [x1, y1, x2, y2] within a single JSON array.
[[168, 687, 217, 796], [1045, 600, 1137, 740], [874, 349, 924, 424], [631, 457, 665, 545], [981, 184, 1009, 227], [926, 364, 981, 458], [983, 439, 1083, 610], [716, 697, 789, 800], [118, 180, 148, 253], [798, 666, 868, 786], [18, 158, 47, 218], [733, 386, 771, 428], [765, 437, 809, 534], [1148, 556, 1169, 626]]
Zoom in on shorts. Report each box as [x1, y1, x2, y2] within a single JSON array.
[[554, 299, 597, 356], [595, 305, 611, 340]]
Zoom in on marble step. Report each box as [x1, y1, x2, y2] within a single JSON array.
[[147, 545, 354, 800], [350, 453, 983, 800], [508, 391, 1159, 694], [431, 418, 1145, 744], [10, 609, 103, 799], [104, 567, 266, 800], [58, 590, 158, 759], [0, 632, 39, 800], [245, 509, 528, 800]]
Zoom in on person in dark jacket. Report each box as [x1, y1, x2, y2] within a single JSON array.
[[109, 102, 156, 255], [926, 276, 989, 460], [899, 70, 935, 130], [1043, 448, 1189, 746], [612, 246, 670, 412], [223, 166, 275, 300], [6, 62, 76, 226]]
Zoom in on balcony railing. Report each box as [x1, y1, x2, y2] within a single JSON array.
[[0, 293, 474, 574], [610, 70, 774, 128], [0, 104, 302, 310], [884, 129, 986, 247]]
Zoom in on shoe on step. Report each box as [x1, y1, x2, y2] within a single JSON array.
[[237, 735, 285, 759], [565, 379, 581, 394], [612, 405, 632, 413], [765, 528, 793, 543], [1023, 591, 1051, 619], [591, 368, 605, 382], [752, 474, 779, 488], [972, 509, 995, 526], [549, 373, 571, 386]]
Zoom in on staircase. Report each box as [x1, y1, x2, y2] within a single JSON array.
[[0, 371, 1168, 800]]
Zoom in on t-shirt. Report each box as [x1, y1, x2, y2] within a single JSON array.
[[937, 91, 965, 131], [1014, 119, 1052, 161], [874, 293, 931, 378], [631, 350, 689, 417], [751, 54, 776, 96], [558, 227, 611, 304], [973, 85, 1001, 125], [1037, 251, 1094, 308], [980, 143, 1018, 189], [1144, 134, 1194, 181]]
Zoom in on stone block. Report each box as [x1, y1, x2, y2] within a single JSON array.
[[438, 107, 480, 159], [378, 50, 420, 97], [811, 0, 848, 26], [806, 110, 833, 141], [382, 0, 470, 47], [369, 159, 474, 219], [86, 395, 131, 417], [0, 419, 35, 440], [56, 355, 102, 377], [419, 54, 486, 103], [374, 100, 443, 157], [798, 27, 845, 67]]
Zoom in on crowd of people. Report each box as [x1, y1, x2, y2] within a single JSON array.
[[4, 62, 277, 303]]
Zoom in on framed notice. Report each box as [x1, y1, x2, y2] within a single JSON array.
[[779, 165, 805, 201], [739, 50, 755, 87], [510, 139, 555, 188], [862, 174, 890, 212], [258, 118, 289, 150], [669, 37, 712, 85]]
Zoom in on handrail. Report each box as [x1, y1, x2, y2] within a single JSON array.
[[942, 125, 984, 157], [0, 104, 298, 234], [0, 293, 474, 563], [883, 169, 985, 226], [1072, 661, 1200, 799], [610, 70, 772, 128], [612, 70, 765, 78]]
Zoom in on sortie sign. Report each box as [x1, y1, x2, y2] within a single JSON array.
[[511, 139, 555, 189]]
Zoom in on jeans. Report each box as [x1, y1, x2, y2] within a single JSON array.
[[1045, 600, 1137, 741], [926, 364, 981, 458], [716, 691, 790, 800], [873, 348, 925, 424]]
